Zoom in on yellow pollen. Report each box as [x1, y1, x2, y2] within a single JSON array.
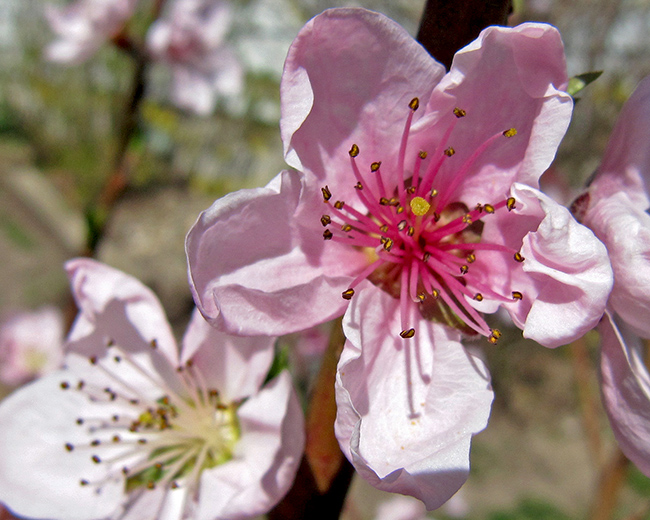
[[460, 265, 469, 275], [512, 291, 523, 300], [410, 196, 430, 216], [503, 128, 517, 138], [484, 204, 495, 213], [453, 107, 467, 118], [430, 189, 438, 197], [514, 252, 525, 263], [355, 182, 363, 190], [371, 161, 381, 172], [419, 150, 428, 159], [342, 289, 355, 300], [507, 197, 516, 211], [431, 289, 440, 299], [417, 293, 426, 302], [320, 215, 331, 226], [321, 186, 332, 202], [400, 328, 416, 339], [349, 144, 360, 157], [466, 253, 476, 263], [409, 97, 420, 111], [444, 147, 456, 157], [474, 293, 484, 301], [334, 200, 345, 210], [341, 224, 352, 232]]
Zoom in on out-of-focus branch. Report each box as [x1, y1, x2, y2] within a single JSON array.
[[416, 0, 513, 69], [589, 448, 629, 520]]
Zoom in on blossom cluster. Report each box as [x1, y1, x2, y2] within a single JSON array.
[[2, 4, 650, 520], [45, 0, 243, 114]]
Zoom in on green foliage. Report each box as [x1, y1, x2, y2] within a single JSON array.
[[567, 71, 604, 98], [486, 498, 573, 520]]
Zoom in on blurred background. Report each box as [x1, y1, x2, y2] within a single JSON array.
[[1, 0, 650, 518]]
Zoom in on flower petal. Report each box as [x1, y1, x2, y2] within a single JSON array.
[[0, 371, 125, 520], [180, 308, 275, 402], [281, 7, 446, 189], [423, 23, 572, 204], [506, 184, 612, 347], [196, 371, 304, 520], [65, 258, 179, 369], [590, 76, 650, 210], [186, 169, 366, 335], [584, 191, 650, 338], [335, 283, 493, 510], [599, 312, 650, 477]]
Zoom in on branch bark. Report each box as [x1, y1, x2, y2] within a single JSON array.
[[417, 0, 513, 69]]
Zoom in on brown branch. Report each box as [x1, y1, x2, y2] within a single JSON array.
[[589, 448, 629, 520], [416, 0, 513, 69]]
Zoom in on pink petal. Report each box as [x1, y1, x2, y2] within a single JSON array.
[[180, 309, 275, 402], [599, 312, 650, 477], [424, 23, 572, 204], [0, 371, 125, 519], [65, 258, 179, 367], [196, 371, 304, 520], [506, 184, 612, 347], [280, 7, 446, 192], [584, 192, 650, 338], [590, 76, 650, 210], [186, 169, 366, 336], [335, 283, 493, 510]]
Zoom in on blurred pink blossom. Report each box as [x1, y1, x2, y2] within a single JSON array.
[[0, 306, 64, 386], [575, 76, 650, 476], [147, 0, 243, 114], [0, 259, 304, 520], [45, 0, 137, 64], [186, 8, 612, 509]]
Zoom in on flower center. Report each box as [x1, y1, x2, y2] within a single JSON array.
[[321, 99, 525, 342], [61, 339, 240, 497]]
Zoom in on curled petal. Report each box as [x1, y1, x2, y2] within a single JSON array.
[[186, 169, 365, 336], [336, 283, 493, 510], [507, 184, 612, 347], [584, 192, 650, 338], [600, 312, 650, 477]]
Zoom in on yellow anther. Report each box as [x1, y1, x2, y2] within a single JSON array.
[[320, 215, 331, 227], [453, 107, 466, 118], [423, 252, 431, 262], [419, 150, 428, 159], [379, 197, 390, 206], [383, 238, 394, 252], [342, 288, 355, 300], [407, 226, 415, 237], [460, 265, 469, 275], [474, 293, 484, 301], [371, 161, 381, 172], [349, 144, 360, 157], [396, 206, 405, 214], [512, 291, 523, 301], [475, 203, 483, 212], [410, 196, 431, 216], [407, 186, 416, 194], [400, 328, 416, 339], [484, 204, 495, 214], [503, 128, 517, 138], [355, 182, 363, 190], [417, 293, 426, 302], [334, 200, 345, 210], [466, 253, 476, 263], [491, 328, 502, 339], [397, 220, 407, 231], [431, 288, 440, 299], [341, 224, 352, 232], [323, 230, 333, 240], [430, 188, 439, 198], [514, 252, 525, 263], [389, 198, 399, 206], [444, 147, 456, 157], [462, 213, 473, 224], [409, 97, 420, 111], [380, 224, 389, 233], [321, 186, 332, 202], [507, 197, 516, 211]]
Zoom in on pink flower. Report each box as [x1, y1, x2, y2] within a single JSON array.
[[186, 8, 612, 508], [575, 76, 650, 476], [0, 259, 304, 520], [0, 306, 64, 387], [45, 0, 137, 64], [146, 0, 243, 115]]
